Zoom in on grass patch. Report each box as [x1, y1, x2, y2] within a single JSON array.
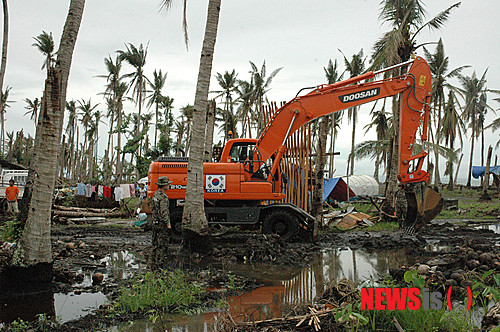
[[436, 199, 500, 220], [364, 307, 476, 331], [112, 269, 204, 314]]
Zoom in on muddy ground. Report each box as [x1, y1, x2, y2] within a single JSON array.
[[1, 208, 500, 330]]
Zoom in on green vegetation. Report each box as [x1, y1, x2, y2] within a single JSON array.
[[0, 220, 23, 242], [113, 270, 203, 314], [328, 270, 499, 331]]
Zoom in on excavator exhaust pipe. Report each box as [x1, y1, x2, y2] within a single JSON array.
[[401, 182, 444, 235]]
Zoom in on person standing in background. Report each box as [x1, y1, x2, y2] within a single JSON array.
[[5, 179, 20, 214]]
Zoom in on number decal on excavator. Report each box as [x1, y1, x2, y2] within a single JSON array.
[[205, 175, 226, 193], [419, 75, 426, 86]]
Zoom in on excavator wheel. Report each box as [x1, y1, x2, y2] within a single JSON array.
[[262, 209, 298, 241], [401, 182, 444, 235], [169, 208, 184, 243]]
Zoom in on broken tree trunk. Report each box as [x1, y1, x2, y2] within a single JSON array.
[[480, 146, 493, 201]]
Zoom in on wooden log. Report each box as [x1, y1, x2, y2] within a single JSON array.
[[52, 210, 129, 218]]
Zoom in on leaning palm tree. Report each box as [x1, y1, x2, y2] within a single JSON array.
[[162, 0, 221, 249], [147, 69, 168, 147], [117, 43, 148, 152], [249, 60, 283, 135], [14, 0, 85, 272], [423, 38, 469, 184], [371, 0, 460, 213], [456, 70, 497, 187], [32, 30, 56, 73], [340, 49, 366, 175]]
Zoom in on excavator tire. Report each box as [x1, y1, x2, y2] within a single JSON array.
[[262, 209, 299, 241], [402, 183, 444, 235], [169, 208, 184, 243]]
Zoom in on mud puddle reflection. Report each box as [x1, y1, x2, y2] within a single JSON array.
[[118, 247, 419, 330], [0, 250, 143, 326]]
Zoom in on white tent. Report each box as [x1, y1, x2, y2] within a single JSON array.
[[341, 175, 379, 197]]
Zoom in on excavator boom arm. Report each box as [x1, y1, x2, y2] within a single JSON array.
[[252, 57, 433, 185]]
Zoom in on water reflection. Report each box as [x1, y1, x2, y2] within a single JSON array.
[[474, 223, 500, 234], [119, 247, 418, 330], [0, 287, 55, 325]]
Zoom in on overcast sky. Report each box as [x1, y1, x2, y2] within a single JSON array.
[[4, 0, 500, 185]]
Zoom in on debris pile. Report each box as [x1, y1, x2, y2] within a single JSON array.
[[52, 205, 130, 224]]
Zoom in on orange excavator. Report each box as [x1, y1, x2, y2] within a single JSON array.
[[147, 56, 443, 239]]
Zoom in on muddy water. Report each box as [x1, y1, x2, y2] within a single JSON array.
[[0, 250, 145, 326], [116, 247, 420, 331]]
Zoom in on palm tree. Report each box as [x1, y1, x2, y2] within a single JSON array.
[[235, 79, 254, 137], [213, 70, 238, 142], [117, 42, 148, 154], [371, 0, 460, 213], [423, 38, 469, 184], [147, 69, 168, 147], [363, 106, 390, 182], [65, 100, 77, 179], [249, 60, 282, 135], [456, 70, 496, 187], [0, 85, 11, 155], [340, 49, 365, 175], [0, 0, 8, 147], [439, 90, 465, 189], [15, 0, 85, 270], [24, 97, 40, 126], [324, 59, 344, 176], [484, 116, 500, 150], [78, 98, 98, 178], [162, 0, 221, 249], [32, 31, 56, 72]]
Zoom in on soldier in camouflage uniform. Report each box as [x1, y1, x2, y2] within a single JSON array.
[[150, 176, 173, 270]]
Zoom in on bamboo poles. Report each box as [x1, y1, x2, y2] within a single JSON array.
[[262, 102, 313, 213]]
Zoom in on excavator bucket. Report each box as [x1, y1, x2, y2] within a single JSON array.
[[402, 183, 444, 235]]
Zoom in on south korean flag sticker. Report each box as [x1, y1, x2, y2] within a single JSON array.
[[205, 175, 226, 193]]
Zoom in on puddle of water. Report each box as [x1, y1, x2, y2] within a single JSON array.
[[55, 292, 107, 323], [474, 223, 500, 234], [0, 250, 142, 326], [118, 247, 420, 330]]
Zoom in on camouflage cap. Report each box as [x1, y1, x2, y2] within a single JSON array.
[[156, 176, 173, 186]]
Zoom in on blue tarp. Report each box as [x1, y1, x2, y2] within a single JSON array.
[[472, 166, 500, 179], [323, 177, 355, 202]]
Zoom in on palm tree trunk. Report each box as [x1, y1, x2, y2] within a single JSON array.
[[311, 116, 328, 238], [0, 0, 7, 157], [382, 96, 399, 214], [204, 99, 216, 162], [466, 136, 475, 187], [182, 0, 221, 251], [13, 0, 85, 268], [349, 107, 356, 175], [154, 102, 159, 148], [116, 110, 122, 184]]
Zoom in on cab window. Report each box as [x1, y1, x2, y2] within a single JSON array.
[[228, 143, 255, 163]]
